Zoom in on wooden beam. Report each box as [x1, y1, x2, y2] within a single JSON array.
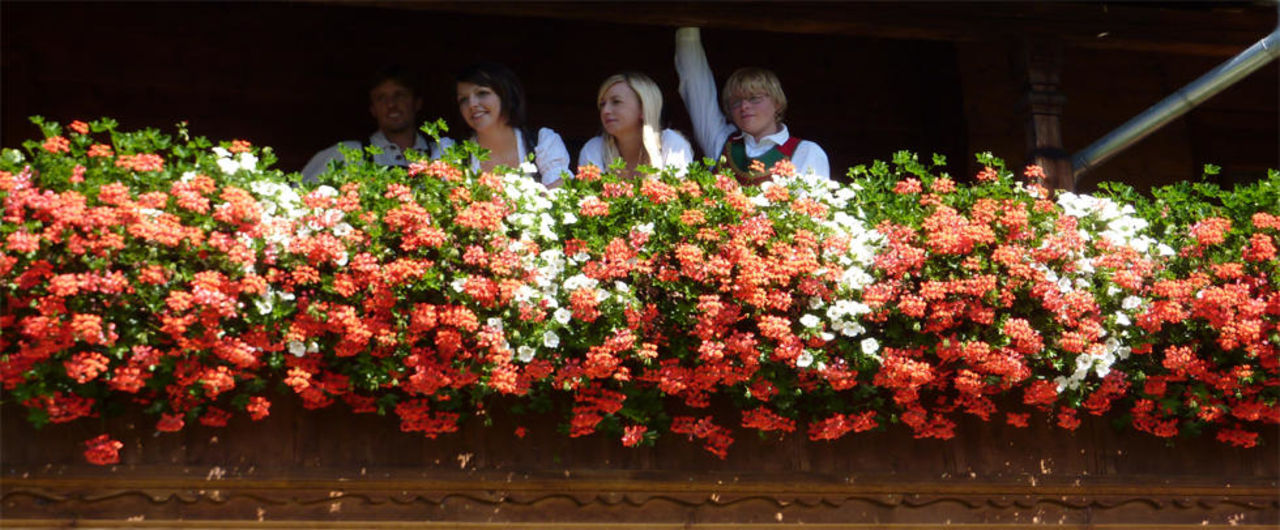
[[1017, 35, 1073, 191], [311, 1, 1277, 57]]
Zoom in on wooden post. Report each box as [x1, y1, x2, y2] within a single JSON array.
[[1017, 35, 1073, 191]]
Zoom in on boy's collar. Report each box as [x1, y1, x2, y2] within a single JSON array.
[[743, 124, 790, 148]]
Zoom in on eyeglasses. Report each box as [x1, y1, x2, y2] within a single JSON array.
[[730, 94, 769, 110]]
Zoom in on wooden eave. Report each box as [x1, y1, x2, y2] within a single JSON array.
[[306, 1, 1277, 57]]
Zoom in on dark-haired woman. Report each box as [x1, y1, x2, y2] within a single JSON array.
[[454, 62, 572, 186]]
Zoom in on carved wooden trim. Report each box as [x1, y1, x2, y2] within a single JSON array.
[[1016, 34, 1073, 191], [3, 523, 1278, 530], [5, 402, 1275, 526]]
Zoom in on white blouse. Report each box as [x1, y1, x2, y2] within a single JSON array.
[[447, 127, 572, 186], [577, 129, 694, 177], [674, 27, 830, 178]]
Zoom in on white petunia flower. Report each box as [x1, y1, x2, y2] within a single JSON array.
[[254, 294, 274, 315], [1057, 277, 1073, 293], [1075, 353, 1095, 372], [796, 351, 814, 368], [517, 346, 536, 363], [313, 185, 339, 199], [513, 285, 536, 303], [825, 304, 846, 320], [539, 222, 559, 241], [1113, 311, 1132, 327], [1121, 296, 1143, 310], [216, 157, 240, 176], [237, 152, 258, 172], [799, 314, 821, 329], [839, 321, 866, 337], [563, 274, 598, 292], [553, 308, 572, 325], [543, 330, 560, 348]]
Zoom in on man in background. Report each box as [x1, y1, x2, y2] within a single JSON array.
[[301, 65, 444, 182]]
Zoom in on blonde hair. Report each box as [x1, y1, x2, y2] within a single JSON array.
[[597, 72, 664, 168], [720, 67, 788, 123]]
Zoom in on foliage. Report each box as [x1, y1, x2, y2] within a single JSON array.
[[2, 118, 1276, 464]]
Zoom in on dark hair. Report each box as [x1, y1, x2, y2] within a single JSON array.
[[369, 64, 420, 97], [456, 62, 527, 130]]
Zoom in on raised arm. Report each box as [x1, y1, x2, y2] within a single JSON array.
[[674, 27, 735, 158]]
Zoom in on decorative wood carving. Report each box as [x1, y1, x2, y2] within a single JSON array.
[[1017, 35, 1073, 191], [5, 474, 1278, 526], [3, 402, 1276, 526]]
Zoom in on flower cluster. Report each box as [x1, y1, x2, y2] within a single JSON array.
[[1, 119, 1275, 465]]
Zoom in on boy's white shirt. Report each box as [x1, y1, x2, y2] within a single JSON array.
[[674, 27, 830, 178]]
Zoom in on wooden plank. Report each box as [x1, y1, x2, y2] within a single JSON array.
[[324, 1, 1278, 57], [1017, 35, 1073, 190], [4, 400, 1277, 526], [9, 522, 1278, 529]]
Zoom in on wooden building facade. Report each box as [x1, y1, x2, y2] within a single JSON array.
[[3, 2, 1276, 189], [2, 1, 1278, 527]]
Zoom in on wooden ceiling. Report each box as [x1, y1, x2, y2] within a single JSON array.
[[314, 1, 1278, 57]]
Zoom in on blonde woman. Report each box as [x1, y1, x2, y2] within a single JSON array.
[[578, 72, 692, 177]]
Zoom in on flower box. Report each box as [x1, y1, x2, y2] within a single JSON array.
[[2, 118, 1277, 525]]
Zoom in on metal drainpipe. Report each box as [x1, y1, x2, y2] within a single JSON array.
[[1071, 5, 1280, 185]]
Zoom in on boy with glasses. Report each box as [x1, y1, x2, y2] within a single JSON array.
[[675, 27, 830, 184]]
